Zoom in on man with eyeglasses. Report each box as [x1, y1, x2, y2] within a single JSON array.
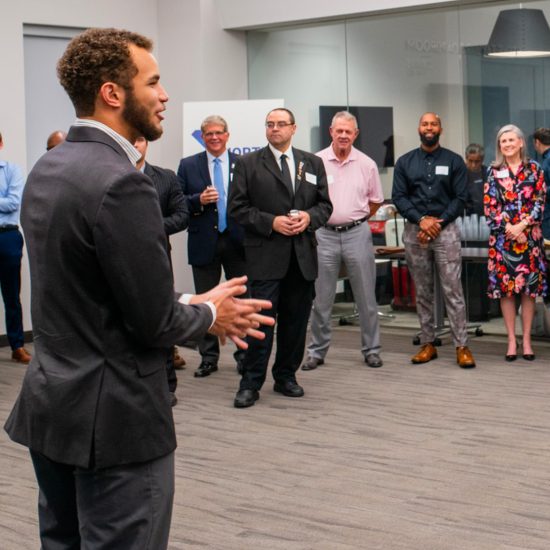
[[177, 115, 247, 378], [228, 107, 333, 408]]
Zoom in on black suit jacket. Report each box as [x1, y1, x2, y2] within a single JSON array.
[[144, 162, 188, 237], [228, 146, 332, 281], [177, 151, 244, 266], [5, 126, 213, 469]]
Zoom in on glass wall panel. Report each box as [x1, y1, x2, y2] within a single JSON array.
[[345, 8, 463, 195], [247, 23, 348, 152], [247, 0, 550, 181], [459, 1, 550, 163]]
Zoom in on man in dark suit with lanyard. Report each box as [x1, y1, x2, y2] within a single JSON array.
[[4, 28, 273, 549], [228, 108, 333, 408], [135, 136, 188, 405], [178, 115, 246, 378]]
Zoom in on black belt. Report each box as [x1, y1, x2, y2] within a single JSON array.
[[324, 216, 368, 232], [0, 225, 18, 233]]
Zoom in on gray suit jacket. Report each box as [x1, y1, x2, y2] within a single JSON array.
[[5, 126, 212, 469]]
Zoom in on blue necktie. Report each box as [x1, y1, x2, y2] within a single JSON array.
[[213, 158, 227, 232]]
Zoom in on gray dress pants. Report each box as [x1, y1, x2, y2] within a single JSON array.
[[307, 221, 381, 360], [30, 450, 175, 550]]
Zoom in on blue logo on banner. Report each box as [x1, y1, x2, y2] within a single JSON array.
[[192, 130, 204, 147], [229, 146, 262, 155]]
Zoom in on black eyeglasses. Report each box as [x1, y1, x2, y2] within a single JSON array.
[[265, 121, 294, 129]]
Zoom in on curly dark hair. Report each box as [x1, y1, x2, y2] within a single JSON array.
[[57, 28, 153, 117]]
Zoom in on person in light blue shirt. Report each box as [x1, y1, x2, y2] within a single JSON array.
[[0, 132, 31, 364]]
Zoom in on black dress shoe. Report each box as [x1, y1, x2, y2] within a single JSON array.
[[194, 361, 218, 378], [301, 357, 324, 371], [273, 380, 304, 398], [505, 354, 517, 362], [365, 353, 383, 368], [523, 354, 535, 361], [234, 389, 259, 408]]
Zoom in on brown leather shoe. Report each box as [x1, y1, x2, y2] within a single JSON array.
[[456, 346, 476, 369], [12, 347, 31, 364], [411, 343, 437, 364], [173, 346, 186, 370]]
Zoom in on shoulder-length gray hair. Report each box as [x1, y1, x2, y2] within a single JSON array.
[[491, 124, 528, 168]]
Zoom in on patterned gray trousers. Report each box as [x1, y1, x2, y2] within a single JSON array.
[[403, 221, 468, 347]]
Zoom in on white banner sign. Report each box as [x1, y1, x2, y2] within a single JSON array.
[[182, 99, 284, 157]]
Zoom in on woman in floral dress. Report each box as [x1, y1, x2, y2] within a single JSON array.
[[484, 124, 547, 361]]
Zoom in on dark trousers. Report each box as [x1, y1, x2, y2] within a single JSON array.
[[239, 251, 315, 391], [192, 232, 247, 364], [165, 242, 177, 392], [0, 229, 24, 350], [166, 349, 177, 392], [30, 450, 175, 550]]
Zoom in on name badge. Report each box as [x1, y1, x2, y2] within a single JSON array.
[[327, 174, 334, 184], [435, 165, 449, 176], [305, 172, 317, 185], [496, 169, 509, 179]]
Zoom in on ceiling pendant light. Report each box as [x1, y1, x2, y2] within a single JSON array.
[[486, 8, 550, 58]]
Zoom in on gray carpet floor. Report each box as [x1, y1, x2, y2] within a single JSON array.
[[1, 326, 549, 549]]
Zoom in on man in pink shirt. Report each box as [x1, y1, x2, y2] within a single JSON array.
[[302, 111, 384, 370]]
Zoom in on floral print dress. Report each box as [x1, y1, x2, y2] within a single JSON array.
[[484, 160, 547, 298]]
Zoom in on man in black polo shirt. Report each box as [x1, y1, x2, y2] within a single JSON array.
[[392, 112, 475, 368]]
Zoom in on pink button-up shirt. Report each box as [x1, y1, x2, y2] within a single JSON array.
[[317, 145, 384, 226]]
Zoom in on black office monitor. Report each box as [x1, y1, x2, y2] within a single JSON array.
[[319, 106, 394, 168]]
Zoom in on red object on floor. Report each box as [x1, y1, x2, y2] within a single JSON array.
[[391, 262, 416, 310]]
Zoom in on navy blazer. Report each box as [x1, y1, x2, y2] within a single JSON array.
[[177, 151, 244, 266], [5, 126, 213, 469], [144, 162, 189, 237]]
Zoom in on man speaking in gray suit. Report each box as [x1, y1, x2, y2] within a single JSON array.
[[4, 28, 273, 550]]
